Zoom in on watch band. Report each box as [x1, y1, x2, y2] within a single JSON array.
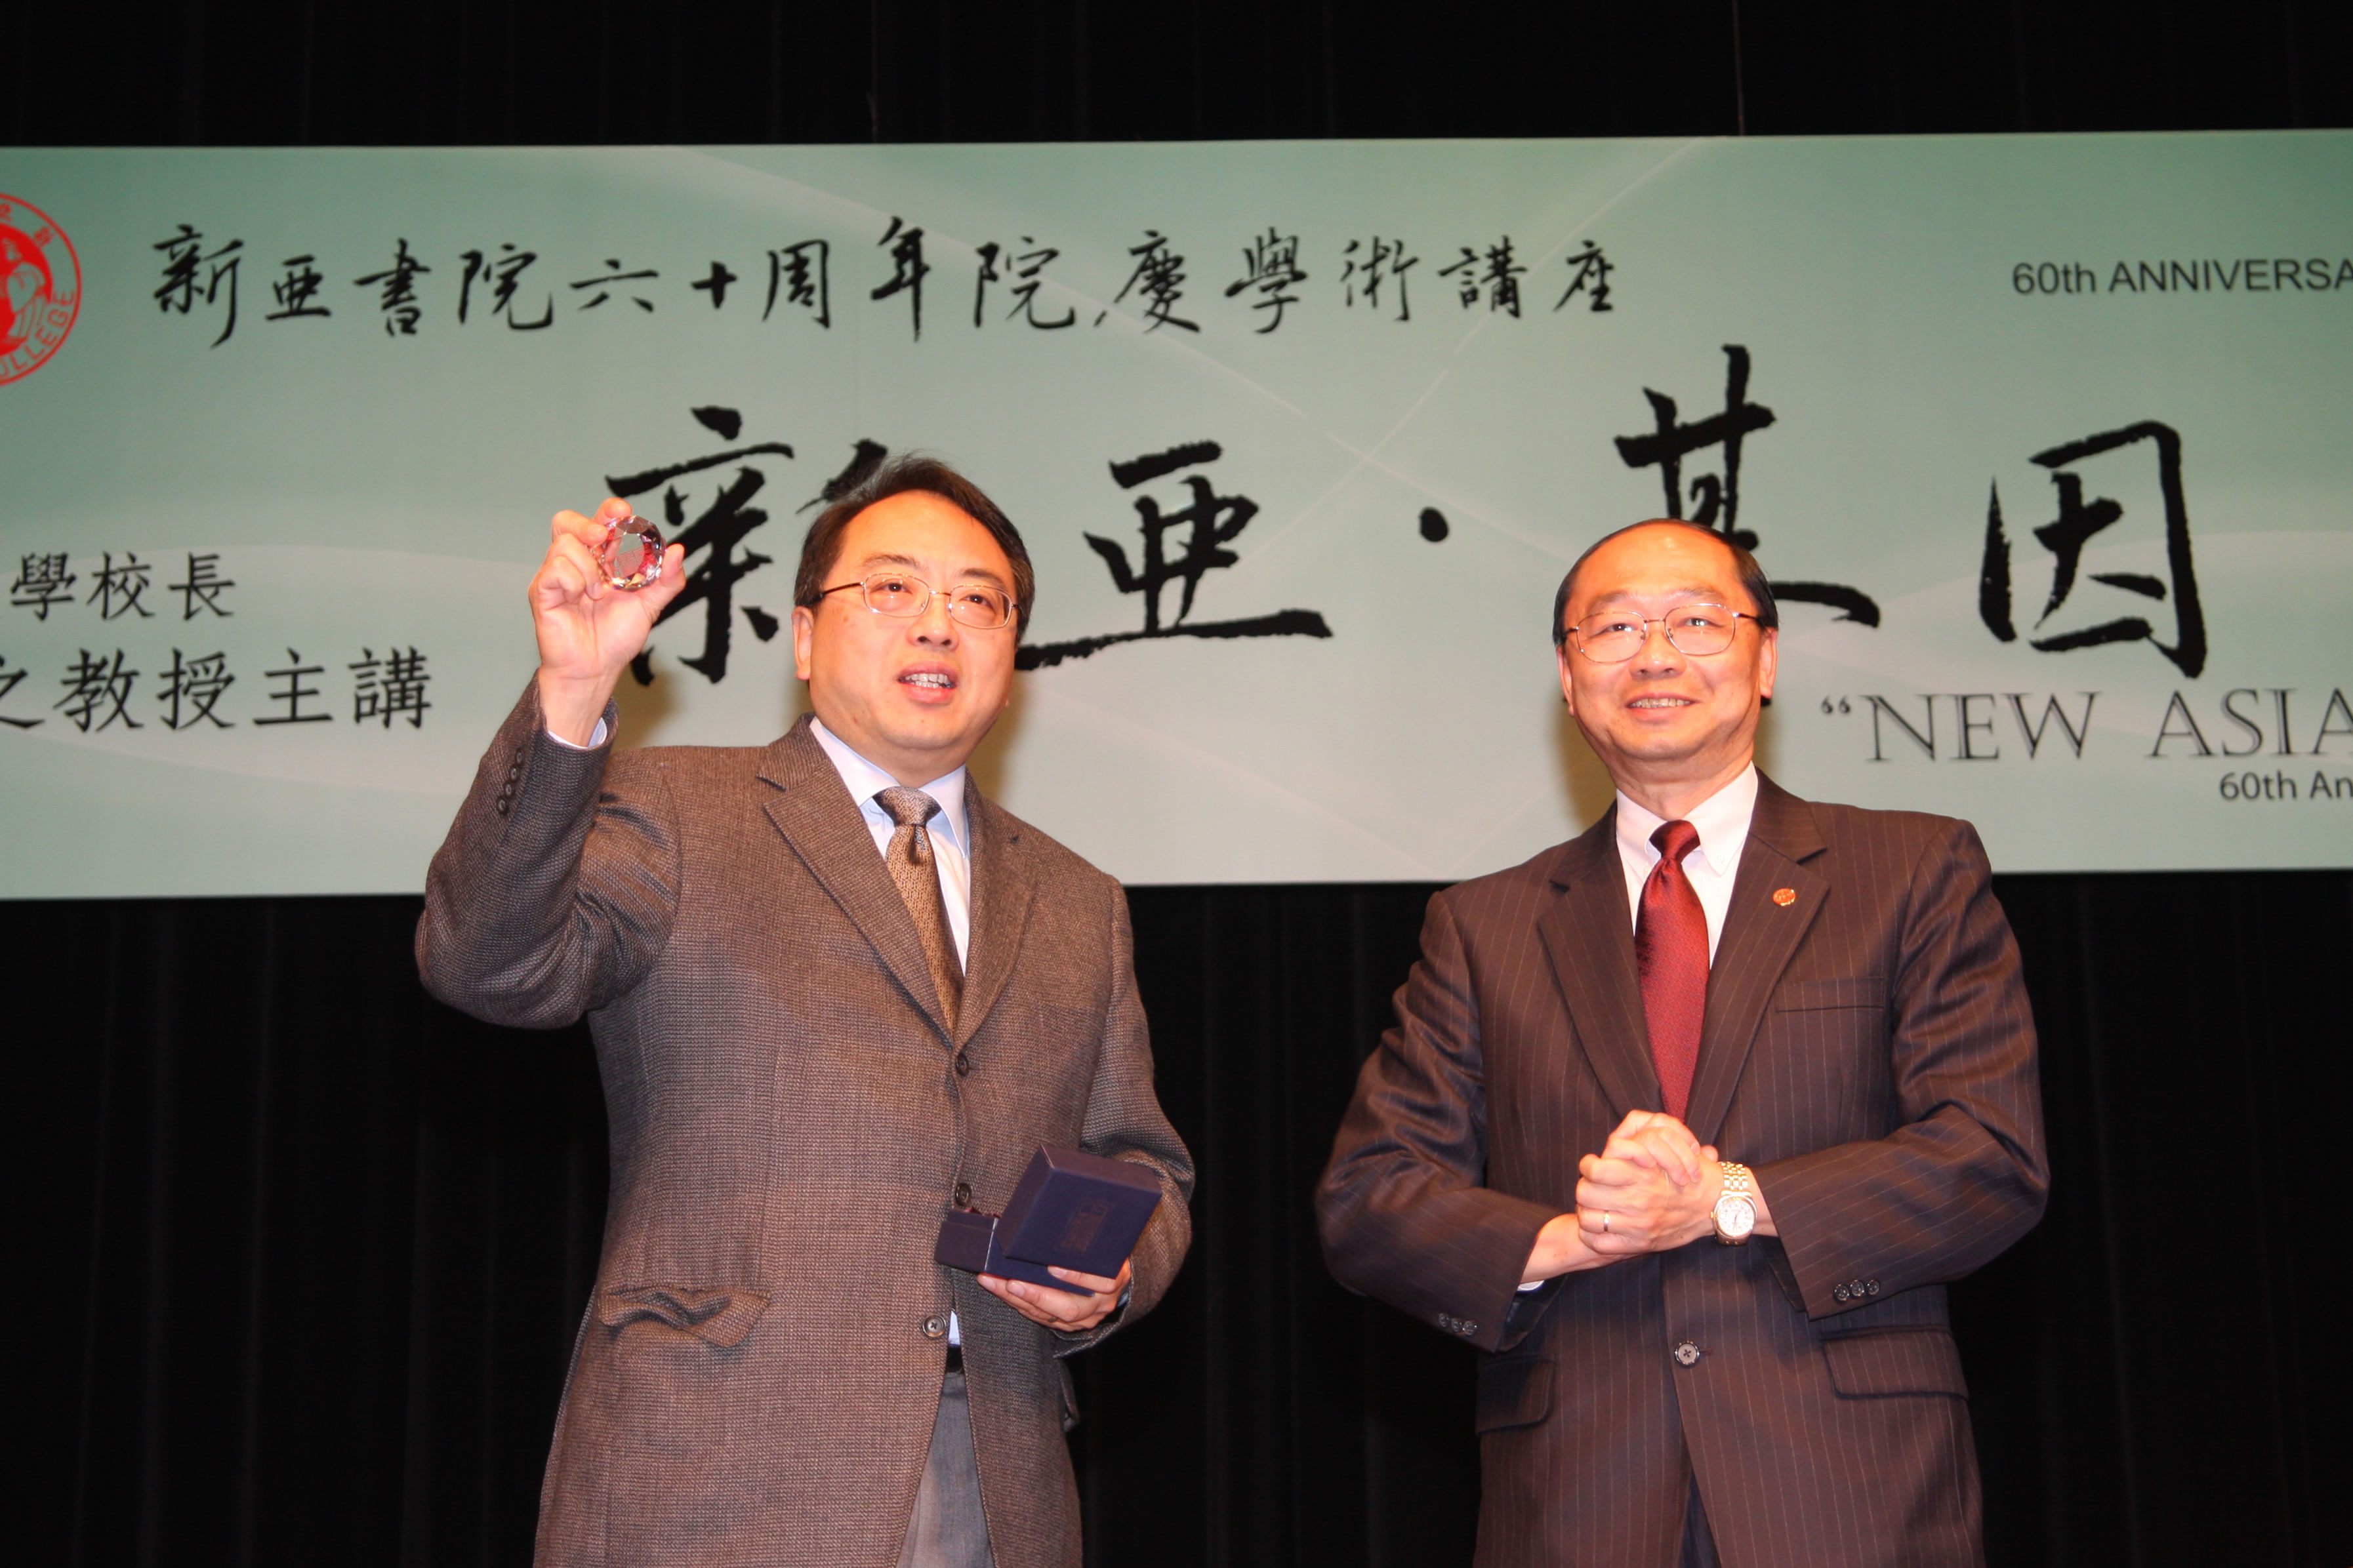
[[1713, 1161, 1756, 1245]]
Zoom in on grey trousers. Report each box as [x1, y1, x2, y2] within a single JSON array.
[[898, 1370, 995, 1568]]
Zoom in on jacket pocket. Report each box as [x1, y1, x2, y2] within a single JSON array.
[[1773, 976, 1890, 1012], [1473, 1353, 1553, 1434], [597, 1284, 769, 1348], [1820, 1328, 1967, 1397]]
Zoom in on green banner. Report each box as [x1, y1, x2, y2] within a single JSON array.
[[2, 134, 2347, 895]]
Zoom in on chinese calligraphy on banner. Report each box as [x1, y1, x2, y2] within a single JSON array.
[[2, 136, 2347, 894]]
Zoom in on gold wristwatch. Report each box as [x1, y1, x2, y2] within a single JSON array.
[[1713, 1162, 1757, 1245]]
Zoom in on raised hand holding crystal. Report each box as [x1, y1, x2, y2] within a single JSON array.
[[529, 498, 688, 746]]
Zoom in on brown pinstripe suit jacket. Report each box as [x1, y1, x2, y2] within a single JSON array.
[[416, 690, 1194, 1568], [1316, 775, 2047, 1568]]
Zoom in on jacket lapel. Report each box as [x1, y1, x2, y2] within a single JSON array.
[[1683, 774, 1829, 1146], [757, 717, 956, 1041], [955, 788, 1036, 1049], [1535, 811, 1662, 1119]]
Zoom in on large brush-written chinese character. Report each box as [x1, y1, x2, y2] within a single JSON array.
[[607, 406, 798, 686], [1978, 421, 2205, 677], [1614, 344, 1879, 626], [1016, 442, 1331, 670]]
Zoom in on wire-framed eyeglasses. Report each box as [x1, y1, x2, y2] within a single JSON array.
[[817, 571, 1017, 631], [1569, 603, 1762, 663]]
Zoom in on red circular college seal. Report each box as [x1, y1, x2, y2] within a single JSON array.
[[0, 194, 81, 386]]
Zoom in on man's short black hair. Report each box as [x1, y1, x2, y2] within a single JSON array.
[[794, 452, 1035, 631], [1551, 519, 1780, 648]]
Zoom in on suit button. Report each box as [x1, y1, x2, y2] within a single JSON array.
[[495, 799, 511, 816], [953, 1181, 972, 1207], [1461, 1321, 1479, 1337], [507, 763, 522, 781], [1833, 1284, 1851, 1302], [954, 1051, 971, 1075], [1671, 1341, 1702, 1367], [922, 1316, 947, 1340], [1865, 1279, 1880, 1296]]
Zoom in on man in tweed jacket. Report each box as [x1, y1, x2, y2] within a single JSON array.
[[1317, 520, 2046, 1567], [417, 456, 1193, 1568]]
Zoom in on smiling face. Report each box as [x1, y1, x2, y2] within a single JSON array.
[[1556, 522, 1778, 818], [790, 490, 1020, 786]]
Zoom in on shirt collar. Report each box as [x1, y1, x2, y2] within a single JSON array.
[[809, 717, 970, 853], [1614, 763, 1759, 879]]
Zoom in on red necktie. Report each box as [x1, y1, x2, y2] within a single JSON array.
[[1637, 819, 1708, 1119]]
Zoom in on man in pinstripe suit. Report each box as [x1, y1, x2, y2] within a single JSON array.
[[1317, 519, 2047, 1567]]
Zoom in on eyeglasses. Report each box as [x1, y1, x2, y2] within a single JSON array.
[[817, 571, 1017, 630], [1570, 603, 1761, 663]]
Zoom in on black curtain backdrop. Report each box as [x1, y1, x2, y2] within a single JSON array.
[[18, 877, 2353, 1568], [12, 3, 2352, 1565], [9, 0, 2353, 144]]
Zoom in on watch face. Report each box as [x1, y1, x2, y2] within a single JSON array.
[[1716, 1197, 1756, 1238]]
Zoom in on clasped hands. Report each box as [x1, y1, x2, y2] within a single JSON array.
[[1520, 1110, 1770, 1285]]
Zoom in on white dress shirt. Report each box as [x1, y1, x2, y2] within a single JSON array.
[[1611, 764, 1759, 963], [806, 719, 972, 967]]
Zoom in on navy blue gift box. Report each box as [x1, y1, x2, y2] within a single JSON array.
[[933, 1146, 1162, 1292]]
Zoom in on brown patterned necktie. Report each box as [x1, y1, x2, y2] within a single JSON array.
[[875, 786, 963, 1028], [1637, 819, 1708, 1120]]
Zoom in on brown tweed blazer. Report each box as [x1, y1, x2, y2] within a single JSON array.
[[416, 689, 1194, 1568], [1316, 775, 2046, 1568]]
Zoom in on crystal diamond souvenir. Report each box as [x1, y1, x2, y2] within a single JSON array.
[[598, 510, 665, 592]]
